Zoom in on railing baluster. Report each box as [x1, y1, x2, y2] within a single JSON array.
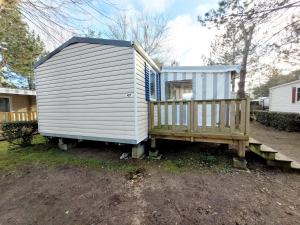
[[240, 100, 246, 134], [179, 101, 183, 129], [172, 101, 176, 130], [245, 98, 250, 135], [230, 100, 236, 133], [149, 102, 154, 130], [202, 101, 206, 129], [164, 102, 168, 129], [157, 102, 161, 128], [235, 101, 240, 130], [220, 100, 225, 130], [211, 101, 216, 129], [194, 101, 198, 132]]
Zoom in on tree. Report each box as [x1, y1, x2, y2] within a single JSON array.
[[252, 69, 299, 98], [0, 1, 45, 89], [106, 12, 168, 58], [198, 0, 300, 98], [0, 0, 116, 46]]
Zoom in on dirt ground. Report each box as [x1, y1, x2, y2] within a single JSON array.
[[0, 141, 300, 225], [250, 121, 300, 163]]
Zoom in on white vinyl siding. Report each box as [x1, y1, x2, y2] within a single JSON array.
[[35, 43, 137, 143], [134, 50, 157, 143], [270, 81, 300, 113]]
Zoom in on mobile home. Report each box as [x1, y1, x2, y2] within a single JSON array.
[[34, 37, 250, 160], [270, 79, 300, 113]]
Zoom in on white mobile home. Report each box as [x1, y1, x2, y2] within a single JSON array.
[[269, 79, 300, 113], [35, 37, 249, 159], [34, 37, 159, 145]]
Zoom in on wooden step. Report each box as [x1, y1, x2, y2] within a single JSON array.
[[267, 153, 293, 168], [248, 145, 276, 160], [291, 161, 300, 170], [249, 137, 262, 145], [260, 145, 278, 153]]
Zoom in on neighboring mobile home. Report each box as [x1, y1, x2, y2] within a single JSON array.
[[0, 87, 36, 112], [270, 79, 300, 113], [0, 88, 37, 139], [34, 37, 249, 162]]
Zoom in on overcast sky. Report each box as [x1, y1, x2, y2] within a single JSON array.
[[34, 0, 220, 66]]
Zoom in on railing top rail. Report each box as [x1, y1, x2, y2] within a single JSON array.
[[151, 98, 248, 104]]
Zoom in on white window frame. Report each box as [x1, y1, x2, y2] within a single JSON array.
[[0, 96, 12, 112]]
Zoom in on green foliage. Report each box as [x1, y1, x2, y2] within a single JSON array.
[[253, 111, 300, 132], [2, 121, 38, 147], [252, 69, 300, 98], [0, 135, 138, 172], [0, 1, 45, 88]]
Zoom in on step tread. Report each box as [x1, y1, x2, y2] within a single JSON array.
[[291, 161, 300, 170], [275, 153, 293, 162], [260, 145, 278, 153], [249, 137, 262, 145]]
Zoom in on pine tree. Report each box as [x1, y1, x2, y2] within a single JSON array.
[[0, 1, 44, 89]]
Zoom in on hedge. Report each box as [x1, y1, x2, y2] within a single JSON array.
[[252, 111, 300, 132], [2, 121, 38, 146]]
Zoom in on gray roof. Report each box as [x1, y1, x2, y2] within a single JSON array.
[[161, 65, 240, 73], [34, 37, 133, 68]]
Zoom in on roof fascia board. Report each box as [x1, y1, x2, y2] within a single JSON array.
[[0, 88, 36, 96], [34, 37, 133, 69], [270, 79, 300, 90]]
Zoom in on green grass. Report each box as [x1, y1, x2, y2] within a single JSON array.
[[0, 135, 233, 174], [0, 135, 137, 172]]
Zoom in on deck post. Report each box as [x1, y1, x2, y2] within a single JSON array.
[[151, 138, 156, 149], [233, 140, 247, 169]]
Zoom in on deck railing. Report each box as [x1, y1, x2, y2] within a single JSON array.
[[149, 98, 250, 136], [0, 111, 37, 123]]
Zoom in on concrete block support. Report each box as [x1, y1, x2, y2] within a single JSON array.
[[132, 143, 145, 159], [58, 138, 77, 151], [233, 140, 247, 169]]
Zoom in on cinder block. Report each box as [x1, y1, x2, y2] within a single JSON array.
[[132, 144, 145, 159], [58, 139, 77, 151], [233, 157, 247, 170]]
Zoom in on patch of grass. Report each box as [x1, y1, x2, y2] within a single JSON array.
[[0, 135, 137, 172]]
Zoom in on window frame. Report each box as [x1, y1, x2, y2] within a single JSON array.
[[165, 80, 193, 101], [0, 96, 12, 112]]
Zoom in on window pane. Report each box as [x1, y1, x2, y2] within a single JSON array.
[[150, 72, 155, 99], [165, 80, 193, 100], [0, 98, 10, 112], [297, 88, 300, 101]]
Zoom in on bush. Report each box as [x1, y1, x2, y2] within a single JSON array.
[[252, 111, 300, 132], [2, 121, 38, 147]]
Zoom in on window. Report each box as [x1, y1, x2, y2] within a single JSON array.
[[165, 80, 193, 100], [150, 71, 156, 100], [0, 98, 10, 112], [297, 87, 300, 101]]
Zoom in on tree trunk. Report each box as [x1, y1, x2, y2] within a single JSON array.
[[237, 25, 255, 98]]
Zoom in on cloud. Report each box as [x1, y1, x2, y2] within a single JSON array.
[[139, 0, 173, 13], [165, 14, 217, 65]]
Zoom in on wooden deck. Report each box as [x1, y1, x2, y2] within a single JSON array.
[[149, 98, 250, 147]]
